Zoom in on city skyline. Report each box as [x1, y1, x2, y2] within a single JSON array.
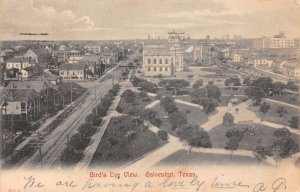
[[1, 0, 300, 40]]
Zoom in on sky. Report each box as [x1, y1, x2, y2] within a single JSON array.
[[0, 0, 300, 40]]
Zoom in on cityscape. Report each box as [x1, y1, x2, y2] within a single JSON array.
[[0, 0, 299, 173]]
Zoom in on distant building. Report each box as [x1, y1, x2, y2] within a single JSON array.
[[253, 32, 295, 49], [23, 48, 52, 67], [231, 53, 243, 63], [252, 57, 273, 68], [142, 44, 173, 77], [84, 45, 101, 54], [68, 50, 83, 63], [282, 60, 300, 77], [59, 63, 87, 80]]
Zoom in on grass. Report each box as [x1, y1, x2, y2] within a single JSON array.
[[248, 101, 300, 127], [152, 102, 208, 135], [201, 67, 239, 75], [117, 93, 155, 114], [268, 94, 300, 106], [155, 149, 268, 166], [89, 116, 165, 168], [209, 123, 300, 151]]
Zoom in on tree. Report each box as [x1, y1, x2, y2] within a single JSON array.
[[290, 116, 299, 129], [201, 98, 218, 114], [122, 89, 136, 103], [243, 78, 251, 86], [286, 80, 298, 92], [177, 124, 212, 154], [159, 79, 190, 95], [157, 130, 168, 140], [252, 141, 270, 165], [271, 82, 286, 95], [192, 79, 203, 89], [224, 77, 241, 86], [259, 102, 270, 114], [224, 127, 244, 158], [85, 113, 102, 126], [69, 133, 90, 150], [223, 112, 234, 125], [169, 111, 188, 130], [270, 128, 299, 167], [251, 77, 273, 94], [190, 88, 207, 103], [78, 123, 97, 138], [245, 86, 265, 105], [160, 96, 178, 115], [206, 84, 221, 100]]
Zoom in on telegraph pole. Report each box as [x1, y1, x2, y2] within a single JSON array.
[[94, 85, 98, 115]]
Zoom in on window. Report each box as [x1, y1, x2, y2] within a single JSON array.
[[148, 67, 151, 71], [154, 67, 157, 71], [159, 59, 162, 64], [165, 67, 168, 71], [160, 67, 162, 71], [148, 59, 151, 64], [165, 59, 168, 64], [154, 59, 156, 64]]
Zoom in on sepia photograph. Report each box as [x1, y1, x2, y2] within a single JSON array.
[[0, 0, 300, 191]]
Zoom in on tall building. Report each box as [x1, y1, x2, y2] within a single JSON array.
[[142, 44, 174, 77], [253, 32, 295, 49]]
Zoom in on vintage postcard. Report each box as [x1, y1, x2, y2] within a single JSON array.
[[0, 0, 300, 191]]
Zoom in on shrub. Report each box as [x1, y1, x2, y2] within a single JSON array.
[[290, 116, 299, 129], [157, 130, 168, 140], [85, 113, 102, 126], [223, 112, 234, 125], [78, 123, 97, 138], [116, 106, 123, 113], [69, 133, 90, 150], [192, 79, 203, 89]]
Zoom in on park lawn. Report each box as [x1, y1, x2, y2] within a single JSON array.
[[155, 149, 266, 166], [209, 123, 300, 151], [219, 95, 248, 107], [152, 102, 208, 136], [248, 101, 300, 127], [201, 67, 239, 75], [268, 94, 300, 106], [220, 87, 246, 95], [89, 116, 165, 168], [117, 93, 155, 114]]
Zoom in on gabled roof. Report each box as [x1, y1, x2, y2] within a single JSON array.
[[0, 88, 38, 102], [26, 48, 50, 56], [6, 80, 53, 93]]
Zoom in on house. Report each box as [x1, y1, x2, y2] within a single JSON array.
[[0, 48, 15, 63], [59, 63, 87, 80], [0, 88, 39, 120], [23, 48, 52, 67], [252, 57, 273, 68], [6, 78, 58, 118], [282, 60, 300, 78], [5, 58, 38, 80], [6, 58, 36, 70]]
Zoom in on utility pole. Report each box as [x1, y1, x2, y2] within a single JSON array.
[[70, 82, 73, 106], [94, 85, 98, 115], [112, 70, 115, 87]]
